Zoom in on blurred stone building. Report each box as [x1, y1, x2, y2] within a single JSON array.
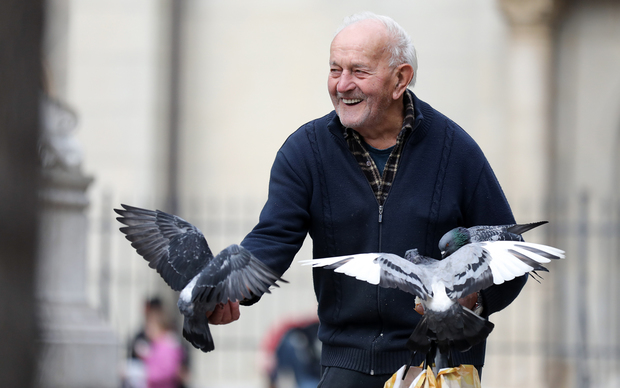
[[40, 0, 620, 387]]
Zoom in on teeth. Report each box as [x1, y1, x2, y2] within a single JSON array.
[[342, 98, 362, 104]]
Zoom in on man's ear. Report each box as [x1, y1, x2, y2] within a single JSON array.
[[392, 64, 414, 100]]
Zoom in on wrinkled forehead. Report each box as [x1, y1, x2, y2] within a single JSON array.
[[330, 20, 391, 64]]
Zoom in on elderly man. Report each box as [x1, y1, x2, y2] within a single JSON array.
[[208, 12, 526, 387]]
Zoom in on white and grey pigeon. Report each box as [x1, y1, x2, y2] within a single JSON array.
[[438, 221, 548, 259], [115, 204, 287, 352], [301, 239, 564, 354]]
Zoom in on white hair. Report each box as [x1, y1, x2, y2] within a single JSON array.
[[335, 12, 418, 87]]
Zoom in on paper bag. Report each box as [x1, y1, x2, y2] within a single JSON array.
[[384, 364, 481, 388]]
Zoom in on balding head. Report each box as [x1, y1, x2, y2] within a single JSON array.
[[335, 12, 418, 87]]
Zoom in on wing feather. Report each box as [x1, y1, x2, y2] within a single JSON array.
[[115, 204, 211, 291], [491, 251, 520, 282], [443, 241, 563, 299], [441, 244, 494, 299], [302, 253, 430, 298], [301, 254, 381, 284], [374, 254, 430, 298], [483, 241, 564, 285], [334, 255, 382, 285], [192, 244, 287, 309]]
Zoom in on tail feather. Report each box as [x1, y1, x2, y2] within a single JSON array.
[[183, 315, 215, 352], [406, 315, 432, 353], [453, 307, 494, 351], [506, 221, 548, 236], [406, 305, 495, 356]]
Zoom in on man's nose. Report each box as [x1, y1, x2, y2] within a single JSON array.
[[336, 71, 355, 93]]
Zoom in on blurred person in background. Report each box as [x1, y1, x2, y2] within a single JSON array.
[[207, 11, 526, 387], [124, 297, 189, 388], [261, 316, 321, 388]]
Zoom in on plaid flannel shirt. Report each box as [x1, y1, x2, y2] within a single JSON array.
[[343, 91, 416, 206]]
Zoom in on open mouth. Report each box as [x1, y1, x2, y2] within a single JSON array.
[[342, 98, 363, 106]]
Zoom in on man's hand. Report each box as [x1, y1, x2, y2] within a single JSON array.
[[458, 292, 478, 310], [206, 301, 240, 325]]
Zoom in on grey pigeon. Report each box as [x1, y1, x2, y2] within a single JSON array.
[[302, 240, 563, 354], [438, 221, 548, 259], [115, 204, 287, 352]]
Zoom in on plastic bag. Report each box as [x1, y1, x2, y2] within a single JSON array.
[[384, 364, 481, 388]]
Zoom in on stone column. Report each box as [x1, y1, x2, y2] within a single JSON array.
[[499, 0, 560, 219], [36, 96, 118, 387], [492, 1, 562, 387]]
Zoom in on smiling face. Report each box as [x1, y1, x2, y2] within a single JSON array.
[[328, 20, 402, 135]]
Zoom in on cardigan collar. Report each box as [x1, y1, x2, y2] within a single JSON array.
[[327, 89, 431, 146]]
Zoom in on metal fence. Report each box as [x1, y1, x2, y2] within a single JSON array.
[[87, 192, 620, 388]]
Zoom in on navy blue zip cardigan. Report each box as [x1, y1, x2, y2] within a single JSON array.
[[242, 92, 526, 374]]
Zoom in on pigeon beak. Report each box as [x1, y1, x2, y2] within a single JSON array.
[[440, 251, 447, 259]]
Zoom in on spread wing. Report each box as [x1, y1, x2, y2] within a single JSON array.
[[302, 241, 564, 302], [441, 241, 564, 300], [115, 204, 210, 291], [301, 253, 432, 299], [191, 244, 287, 308]]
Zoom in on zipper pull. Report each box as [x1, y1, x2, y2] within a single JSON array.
[[378, 205, 384, 223]]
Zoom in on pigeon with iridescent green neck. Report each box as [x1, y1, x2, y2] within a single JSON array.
[[438, 221, 548, 259], [302, 239, 563, 355]]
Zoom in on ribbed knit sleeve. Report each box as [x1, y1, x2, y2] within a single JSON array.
[[241, 130, 313, 276]]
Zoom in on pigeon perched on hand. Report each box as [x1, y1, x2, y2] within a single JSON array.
[[302, 240, 564, 354], [115, 204, 287, 352]]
